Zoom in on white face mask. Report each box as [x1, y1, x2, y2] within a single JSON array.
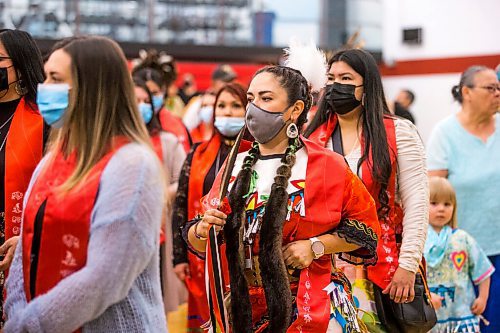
[[199, 105, 214, 123]]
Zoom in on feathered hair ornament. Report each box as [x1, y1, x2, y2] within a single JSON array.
[[283, 38, 328, 92]]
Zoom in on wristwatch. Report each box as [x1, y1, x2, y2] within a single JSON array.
[[309, 237, 325, 259]]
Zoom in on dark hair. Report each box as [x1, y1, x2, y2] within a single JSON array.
[[132, 67, 165, 90], [254, 65, 313, 131], [451, 65, 490, 104], [214, 82, 247, 111], [132, 49, 177, 87], [212, 64, 237, 82], [132, 76, 162, 136], [0, 29, 45, 107], [305, 48, 392, 218], [226, 140, 298, 332], [403, 89, 415, 104]]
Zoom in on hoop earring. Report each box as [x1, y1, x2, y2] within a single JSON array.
[[361, 93, 366, 106], [15, 80, 28, 96], [286, 123, 299, 139]]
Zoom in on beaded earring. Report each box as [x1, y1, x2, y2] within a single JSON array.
[[15, 79, 28, 96], [286, 123, 299, 139]]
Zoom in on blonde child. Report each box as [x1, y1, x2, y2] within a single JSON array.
[[425, 177, 494, 332]]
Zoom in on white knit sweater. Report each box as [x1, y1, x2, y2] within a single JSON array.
[[4, 143, 168, 333]]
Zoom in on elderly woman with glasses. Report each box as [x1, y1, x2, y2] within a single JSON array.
[[427, 65, 500, 333]]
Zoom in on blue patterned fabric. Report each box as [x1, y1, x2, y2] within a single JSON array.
[[426, 229, 494, 333]]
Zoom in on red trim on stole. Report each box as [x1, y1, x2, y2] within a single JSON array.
[[188, 134, 222, 221], [202, 138, 366, 332], [308, 114, 402, 289], [22, 139, 127, 332], [158, 108, 191, 153], [4, 98, 44, 240], [288, 137, 346, 332]]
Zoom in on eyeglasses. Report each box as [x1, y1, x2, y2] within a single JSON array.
[[471, 85, 500, 94]]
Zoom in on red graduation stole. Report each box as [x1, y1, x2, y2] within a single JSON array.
[[22, 138, 127, 323], [4, 98, 44, 240], [308, 114, 402, 289]]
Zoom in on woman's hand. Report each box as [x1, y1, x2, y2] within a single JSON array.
[[195, 209, 227, 239], [174, 263, 190, 281], [282, 240, 314, 270], [0, 236, 19, 271], [382, 266, 416, 303], [188, 209, 227, 253]]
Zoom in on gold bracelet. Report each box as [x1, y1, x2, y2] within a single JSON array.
[[194, 220, 208, 241]]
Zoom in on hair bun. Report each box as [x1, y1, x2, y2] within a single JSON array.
[[451, 85, 462, 102]]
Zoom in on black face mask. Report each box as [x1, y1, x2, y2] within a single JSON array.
[[325, 82, 363, 115], [0, 66, 9, 91]]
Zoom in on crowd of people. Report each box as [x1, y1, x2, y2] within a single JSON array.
[[0, 28, 499, 333]]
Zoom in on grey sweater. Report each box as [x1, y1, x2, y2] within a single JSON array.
[[4, 143, 168, 333]]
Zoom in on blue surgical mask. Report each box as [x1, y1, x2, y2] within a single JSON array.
[[36, 83, 70, 128], [199, 105, 214, 123], [138, 102, 153, 124], [152, 94, 164, 112], [214, 116, 245, 138]]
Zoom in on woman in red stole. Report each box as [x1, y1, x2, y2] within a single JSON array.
[[0, 29, 46, 326], [188, 66, 380, 333], [304, 49, 428, 332], [132, 77, 188, 313], [172, 82, 247, 331], [4, 36, 167, 332]]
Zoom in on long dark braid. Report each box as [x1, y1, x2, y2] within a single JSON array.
[[258, 137, 300, 332], [224, 65, 311, 332], [226, 138, 301, 332], [225, 142, 260, 333]]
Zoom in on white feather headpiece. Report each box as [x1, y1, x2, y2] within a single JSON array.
[[283, 38, 328, 92]]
